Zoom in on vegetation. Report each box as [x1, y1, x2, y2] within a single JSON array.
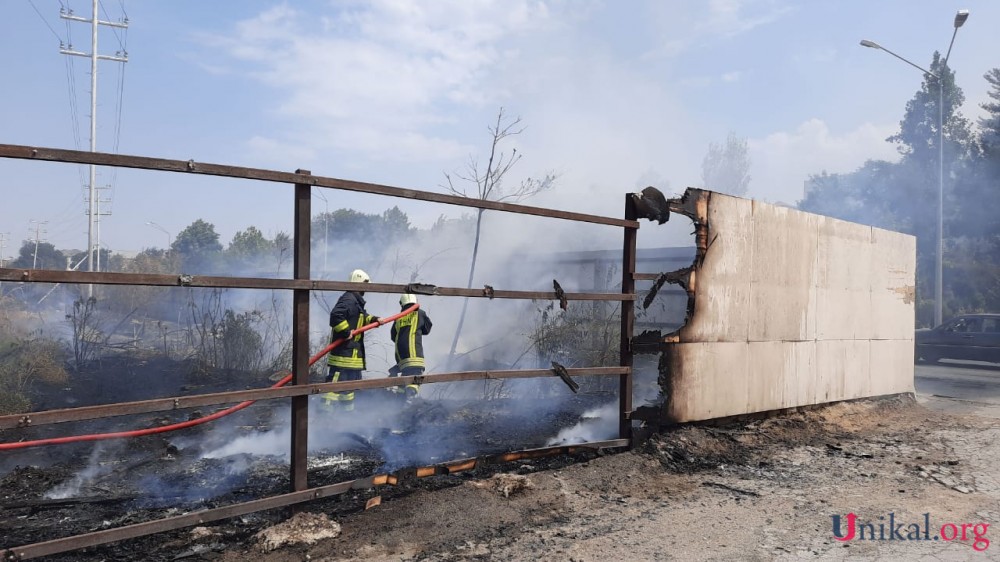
[[0, 329, 68, 415], [442, 108, 557, 365], [701, 132, 751, 197], [799, 58, 1000, 327]]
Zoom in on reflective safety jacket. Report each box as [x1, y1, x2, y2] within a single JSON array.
[[390, 306, 432, 370], [328, 291, 376, 370]]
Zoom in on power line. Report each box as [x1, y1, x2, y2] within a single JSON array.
[[62, 2, 89, 205], [98, 0, 125, 51], [59, 0, 128, 294], [109, 24, 127, 188], [27, 0, 64, 42]]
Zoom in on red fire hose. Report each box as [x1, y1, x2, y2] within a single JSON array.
[[0, 304, 419, 451]]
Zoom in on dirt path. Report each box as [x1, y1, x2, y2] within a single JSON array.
[[213, 395, 1000, 561]]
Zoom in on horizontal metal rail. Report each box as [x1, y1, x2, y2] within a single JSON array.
[[0, 367, 629, 430], [634, 272, 683, 281], [0, 439, 629, 560], [0, 268, 635, 302], [0, 144, 639, 229]]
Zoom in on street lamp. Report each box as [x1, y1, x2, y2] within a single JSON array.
[[145, 221, 172, 250], [860, 8, 969, 327]]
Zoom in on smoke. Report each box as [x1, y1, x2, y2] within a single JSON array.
[[195, 389, 478, 467], [545, 402, 617, 446], [5, 178, 696, 505], [135, 453, 278, 508], [45, 443, 123, 499]]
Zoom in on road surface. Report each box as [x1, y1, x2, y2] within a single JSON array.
[[915, 360, 1000, 417]]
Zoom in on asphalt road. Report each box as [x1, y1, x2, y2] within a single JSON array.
[[915, 360, 1000, 418]]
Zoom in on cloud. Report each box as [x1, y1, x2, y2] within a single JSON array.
[[721, 71, 742, 83], [643, 0, 793, 59], [748, 118, 900, 205], [204, 2, 555, 166]]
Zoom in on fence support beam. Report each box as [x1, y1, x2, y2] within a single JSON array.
[[619, 195, 636, 444], [291, 171, 312, 492]]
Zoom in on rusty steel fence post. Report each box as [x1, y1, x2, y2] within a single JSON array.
[[290, 171, 312, 492], [619, 196, 637, 444]]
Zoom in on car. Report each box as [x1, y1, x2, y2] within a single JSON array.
[[915, 313, 1000, 364]]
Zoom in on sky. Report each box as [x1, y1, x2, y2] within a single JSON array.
[[1, 0, 999, 257]]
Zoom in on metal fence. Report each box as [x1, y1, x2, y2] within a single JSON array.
[[0, 143, 639, 559]]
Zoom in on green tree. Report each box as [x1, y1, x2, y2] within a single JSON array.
[[701, 132, 751, 197], [172, 219, 223, 272], [980, 67, 1000, 154], [951, 68, 1000, 256], [887, 52, 976, 165], [227, 226, 272, 265], [319, 209, 383, 242], [310, 206, 413, 276], [11, 241, 65, 270], [800, 52, 991, 327], [379, 206, 413, 245]]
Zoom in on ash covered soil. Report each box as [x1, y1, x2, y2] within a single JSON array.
[[5, 394, 1000, 561]]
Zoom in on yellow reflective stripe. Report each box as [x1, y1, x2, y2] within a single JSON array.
[[328, 355, 364, 368], [353, 315, 365, 343], [398, 357, 425, 369], [333, 320, 350, 333], [408, 316, 417, 361]]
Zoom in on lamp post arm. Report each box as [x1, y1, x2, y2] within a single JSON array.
[[944, 26, 959, 65], [874, 43, 938, 79]]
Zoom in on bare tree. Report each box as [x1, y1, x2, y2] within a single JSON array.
[[443, 107, 557, 365], [701, 132, 751, 197]]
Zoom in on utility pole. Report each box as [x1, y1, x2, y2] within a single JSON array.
[[60, 0, 128, 296], [94, 184, 112, 271], [0, 232, 9, 297], [29, 220, 49, 270]]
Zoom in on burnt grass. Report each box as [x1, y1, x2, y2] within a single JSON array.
[[0, 356, 918, 561], [0, 356, 614, 561]]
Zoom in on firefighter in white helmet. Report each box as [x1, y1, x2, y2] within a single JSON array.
[[390, 293, 432, 398], [323, 269, 380, 411]]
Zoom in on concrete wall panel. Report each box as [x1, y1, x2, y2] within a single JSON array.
[[666, 342, 749, 422], [659, 190, 915, 423], [816, 217, 873, 341], [748, 202, 818, 342], [869, 339, 916, 397], [746, 341, 816, 411], [680, 194, 753, 342], [815, 340, 871, 402], [870, 227, 917, 341]]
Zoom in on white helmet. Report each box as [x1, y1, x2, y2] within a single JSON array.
[[400, 293, 417, 306], [350, 269, 370, 283]]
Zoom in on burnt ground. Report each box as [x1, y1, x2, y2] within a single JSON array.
[[0, 357, 618, 561], [4, 392, 1000, 560], [0, 358, 1000, 562]]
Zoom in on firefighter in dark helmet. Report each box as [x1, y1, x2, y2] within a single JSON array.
[[390, 293, 432, 398], [324, 269, 379, 411]]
